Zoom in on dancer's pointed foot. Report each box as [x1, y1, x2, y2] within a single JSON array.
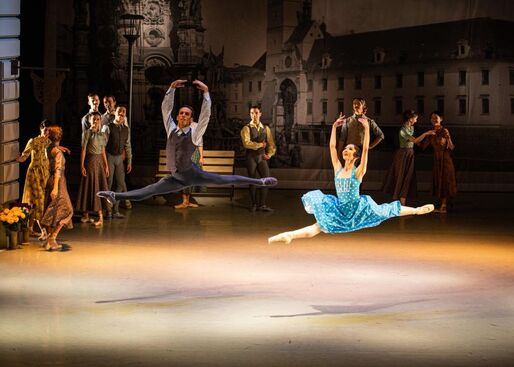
[[174, 202, 189, 209], [416, 204, 434, 215], [97, 191, 116, 206], [268, 232, 293, 244], [260, 177, 278, 186]]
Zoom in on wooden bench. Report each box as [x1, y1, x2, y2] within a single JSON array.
[[156, 149, 236, 200]]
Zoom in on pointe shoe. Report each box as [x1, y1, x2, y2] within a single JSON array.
[[416, 204, 435, 215], [260, 177, 278, 187], [187, 202, 199, 208], [268, 232, 293, 244], [174, 202, 189, 209], [96, 191, 116, 206]]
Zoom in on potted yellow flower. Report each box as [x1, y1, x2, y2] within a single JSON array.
[[14, 202, 34, 244], [0, 206, 28, 249]]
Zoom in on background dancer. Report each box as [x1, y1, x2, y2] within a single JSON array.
[[337, 98, 384, 155], [76, 112, 109, 227], [17, 121, 50, 236], [269, 113, 433, 244], [40, 126, 73, 251], [98, 79, 276, 205], [382, 110, 435, 205], [105, 106, 132, 219], [420, 111, 457, 213], [240, 105, 276, 212]]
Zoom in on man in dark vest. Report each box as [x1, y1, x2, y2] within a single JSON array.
[[97, 80, 277, 205], [240, 106, 276, 212], [337, 97, 384, 155], [105, 106, 132, 219]]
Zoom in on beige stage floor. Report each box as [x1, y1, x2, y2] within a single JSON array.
[[1, 190, 514, 367]]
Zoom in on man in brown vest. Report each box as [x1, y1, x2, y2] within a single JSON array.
[[240, 106, 277, 212]]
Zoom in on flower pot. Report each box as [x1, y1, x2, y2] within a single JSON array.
[[8, 230, 19, 250], [21, 228, 30, 244]]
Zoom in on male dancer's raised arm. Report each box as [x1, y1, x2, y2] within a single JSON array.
[[162, 80, 182, 138], [190, 80, 211, 147]]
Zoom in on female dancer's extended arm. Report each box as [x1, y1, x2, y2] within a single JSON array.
[[330, 113, 345, 173]]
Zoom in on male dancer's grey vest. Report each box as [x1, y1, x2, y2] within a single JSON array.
[[246, 125, 267, 157], [165, 130, 196, 173]]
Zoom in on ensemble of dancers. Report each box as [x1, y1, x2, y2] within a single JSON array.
[[17, 79, 457, 250]]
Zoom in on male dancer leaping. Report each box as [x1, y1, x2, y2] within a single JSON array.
[[97, 79, 277, 205]]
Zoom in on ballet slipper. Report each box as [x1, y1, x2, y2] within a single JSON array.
[[174, 202, 189, 209], [96, 191, 116, 206], [260, 177, 278, 186], [268, 232, 293, 244], [416, 204, 434, 215], [187, 202, 199, 208]]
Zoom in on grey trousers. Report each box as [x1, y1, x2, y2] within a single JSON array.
[[114, 164, 268, 202], [107, 153, 128, 213]]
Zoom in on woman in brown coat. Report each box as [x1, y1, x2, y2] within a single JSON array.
[[421, 111, 457, 213]]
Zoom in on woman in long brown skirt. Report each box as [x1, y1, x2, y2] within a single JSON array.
[[383, 110, 435, 205], [76, 112, 109, 227], [420, 111, 457, 213], [41, 126, 73, 251]]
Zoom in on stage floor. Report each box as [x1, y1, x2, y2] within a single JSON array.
[[1, 190, 514, 367]]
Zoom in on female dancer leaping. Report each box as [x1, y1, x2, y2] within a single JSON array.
[[268, 113, 434, 244]]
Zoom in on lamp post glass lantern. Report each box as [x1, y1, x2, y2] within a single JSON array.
[[120, 14, 144, 127]]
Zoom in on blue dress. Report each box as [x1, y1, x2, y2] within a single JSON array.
[[302, 167, 401, 233]]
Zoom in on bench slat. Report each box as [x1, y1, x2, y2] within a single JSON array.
[[203, 166, 234, 173], [203, 150, 235, 157], [203, 157, 235, 165]]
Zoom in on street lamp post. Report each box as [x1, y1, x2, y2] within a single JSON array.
[[120, 14, 144, 127]]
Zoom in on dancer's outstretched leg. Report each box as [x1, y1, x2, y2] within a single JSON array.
[[97, 176, 187, 205], [268, 223, 321, 244], [196, 168, 277, 187], [399, 204, 434, 216], [97, 166, 277, 206]]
